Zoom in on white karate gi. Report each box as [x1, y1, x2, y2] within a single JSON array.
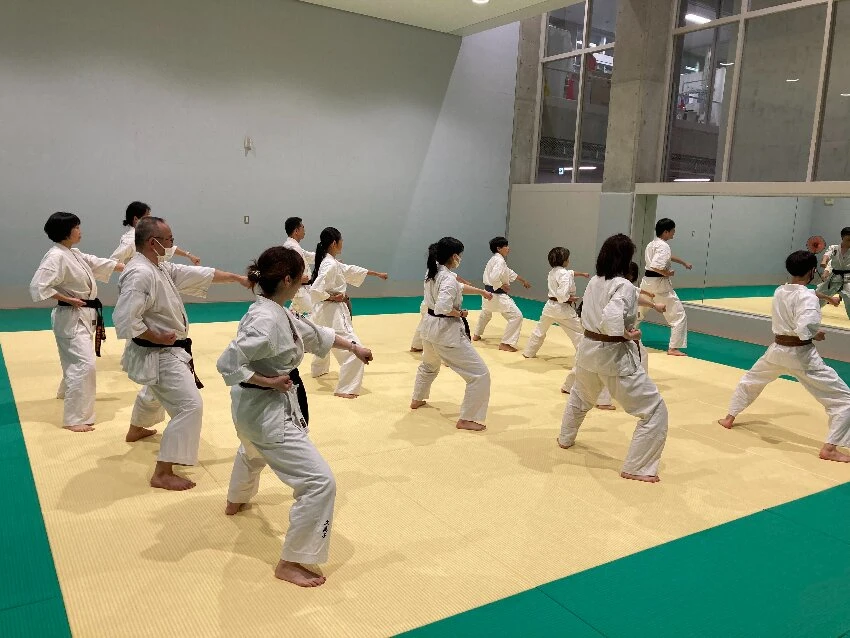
[[112, 255, 215, 465], [726, 284, 850, 446], [283, 237, 316, 315], [217, 296, 337, 564], [816, 244, 850, 319], [639, 237, 687, 350], [309, 254, 368, 394], [558, 276, 669, 476], [475, 254, 523, 346], [110, 227, 178, 264], [411, 270, 460, 350], [29, 245, 118, 426], [524, 267, 583, 356], [411, 266, 491, 423]]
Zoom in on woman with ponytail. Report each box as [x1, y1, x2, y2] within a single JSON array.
[[410, 237, 493, 431], [217, 246, 373, 587], [110, 201, 201, 265], [309, 227, 387, 398]]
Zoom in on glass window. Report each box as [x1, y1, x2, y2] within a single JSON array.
[[546, 4, 586, 58], [748, 0, 797, 10], [816, 0, 850, 181], [728, 5, 827, 182], [664, 23, 738, 182], [677, 0, 742, 28], [538, 57, 582, 182], [578, 50, 614, 182], [588, 0, 618, 49]]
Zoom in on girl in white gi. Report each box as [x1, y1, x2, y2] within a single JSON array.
[[638, 218, 692, 356], [30, 212, 123, 432], [719, 250, 850, 462], [309, 227, 387, 398], [113, 216, 250, 491], [218, 246, 373, 587], [410, 271, 475, 352], [816, 227, 850, 319], [410, 238, 494, 431], [473, 236, 532, 352], [558, 234, 669, 483], [283, 216, 316, 315], [110, 201, 201, 265]]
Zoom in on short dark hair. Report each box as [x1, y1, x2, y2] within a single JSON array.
[[548, 247, 570, 268], [427, 237, 464, 281], [785, 250, 817, 277], [44, 212, 81, 242], [655, 218, 676, 237], [627, 261, 639, 283], [595, 234, 635, 279], [489, 236, 509, 253], [124, 201, 150, 227], [841, 226, 850, 238], [135, 216, 167, 249], [247, 246, 305, 296], [285, 217, 303, 236]]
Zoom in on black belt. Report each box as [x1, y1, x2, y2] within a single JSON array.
[[484, 285, 506, 294], [239, 367, 309, 425], [834, 269, 850, 275], [644, 271, 663, 278], [427, 308, 471, 339], [58, 298, 106, 357], [132, 337, 203, 389]]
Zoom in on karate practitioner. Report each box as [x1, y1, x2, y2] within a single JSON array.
[[472, 236, 532, 352], [639, 218, 692, 356], [282, 216, 316, 316], [112, 216, 250, 490], [218, 246, 372, 587], [110, 201, 201, 265], [816, 227, 850, 319], [309, 227, 387, 398], [30, 212, 123, 432], [558, 234, 669, 483], [410, 238, 493, 431], [718, 250, 850, 462], [410, 271, 475, 353]]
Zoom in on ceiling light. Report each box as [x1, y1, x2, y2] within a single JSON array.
[[472, 0, 489, 4], [674, 178, 711, 182], [841, 93, 850, 97], [685, 13, 711, 24], [685, 66, 698, 72], [719, 62, 734, 67], [786, 78, 799, 82]]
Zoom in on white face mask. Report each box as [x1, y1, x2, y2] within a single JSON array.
[[153, 239, 169, 264], [453, 254, 462, 268]]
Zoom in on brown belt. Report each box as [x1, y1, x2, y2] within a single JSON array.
[[584, 330, 627, 343], [774, 335, 812, 347], [548, 297, 559, 302]]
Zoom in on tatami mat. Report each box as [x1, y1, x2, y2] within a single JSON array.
[[700, 295, 850, 330]]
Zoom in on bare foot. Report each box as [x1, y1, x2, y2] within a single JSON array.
[[150, 473, 196, 491], [63, 424, 95, 433], [274, 560, 326, 587], [410, 400, 427, 409], [522, 353, 534, 359], [620, 472, 660, 483], [561, 387, 570, 394], [472, 335, 481, 342], [334, 393, 358, 399], [456, 419, 486, 431], [718, 415, 735, 429], [596, 404, 616, 411], [225, 501, 249, 515], [498, 343, 518, 352], [409, 348, 423, 353], [556, 438, 573, 449], [126, 425, 157, 442], [819, 446, 850, 463], [667, 349, 688, 357]]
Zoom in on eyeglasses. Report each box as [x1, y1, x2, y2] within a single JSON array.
[[153, 236, 175, 244]]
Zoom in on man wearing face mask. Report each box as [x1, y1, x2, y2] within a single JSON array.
[[113, 216, 251, 491], [718, 250, 850, 463]]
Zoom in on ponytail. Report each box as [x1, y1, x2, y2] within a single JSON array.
[[426, 243, 439, 281], [309, 226, 342, 285], [425, 237, 464, 281]]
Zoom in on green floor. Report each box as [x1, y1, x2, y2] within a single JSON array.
[[2, 297, 849, 637]]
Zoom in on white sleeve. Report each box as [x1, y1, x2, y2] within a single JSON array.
[[109, 240, 135, 264], [216, 326, 275, 386], [341, 263, 369, 287], [77, 251, 118, 283], [162, 263, 216, 298], [600, 283, 635, 336], [29, 252, 63, 302], [302, 249, 316, 267], [113, 270, 153, 339], [647, 242, 671, 270], [555, 271, 574, 303], [433, 276, 458, 315], [795, 295, 822, 340], [292, 314, 336, 357], [309, 260, 332, 304]]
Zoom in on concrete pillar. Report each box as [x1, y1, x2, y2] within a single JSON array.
[[508, 16, 544, 186], [602, 0, 677, 193]]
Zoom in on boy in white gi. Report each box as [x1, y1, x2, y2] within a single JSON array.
[[410, 238, 493, 431], [309, 227, 388, 398], [282, 216, 316, 315], [558, 234, 669, 483], [719, 250, 850, 463], [472, 236, 532, 352], [30, 212, 123, 432], [110, 201, 201, 265], [639, 218, 692, 356], [112, 216, 250, 491], [816, 227, 850, 319], [219, 246, 372, 587]]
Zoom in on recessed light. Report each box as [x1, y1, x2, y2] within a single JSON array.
[[786, 78, 800, 82], [685, 13, 711, 24], [674, 178, 711, 182], [472, 0, 489, 4], [719, 62, 734, 67], [841, 93, 850, 97]]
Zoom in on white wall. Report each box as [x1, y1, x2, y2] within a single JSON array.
[[0, 0, 519, 307], [809, 198, 850, 245]]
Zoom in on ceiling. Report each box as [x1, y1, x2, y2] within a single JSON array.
[[297, 0, 585, 36]]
